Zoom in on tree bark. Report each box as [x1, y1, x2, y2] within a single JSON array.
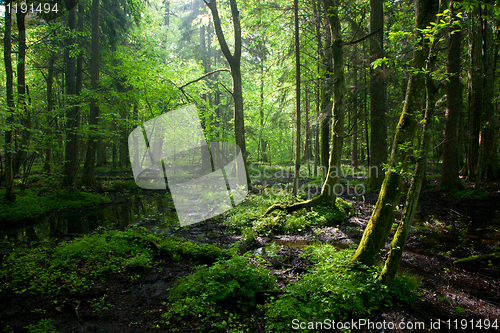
[[82, 0, 101, 186], [263, 0, 345, 215], [206, 0, 250, 188], [62, 4, 79, 188], [366, 0, 387, 191], [379, 29, 440, 285], [466, 6, 483, 181], [3, 1, 15, 201], [292, 0, 301, 196], [350, 0, 438, 267], [12, 10, 31, 178], [440, 0, 464, 191]]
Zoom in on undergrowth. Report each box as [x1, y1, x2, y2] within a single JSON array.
[[163, 255, 276, 328], [226, 190, 353, 239], [0, 227, 229, 295], [265, 244, 420, 332], [0, 189, 110, 222]]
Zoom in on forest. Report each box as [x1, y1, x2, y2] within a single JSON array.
[[0, 0, 500, 331]]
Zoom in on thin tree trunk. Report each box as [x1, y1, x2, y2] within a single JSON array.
[[62, 5, 78, 187], [206, 0, 250, 188], [82, 0, 100, 186], [293, 0, 301, 196], [466, 6, 483, 181], [12, 10, 30, 178], [4, 1, 15, 201]]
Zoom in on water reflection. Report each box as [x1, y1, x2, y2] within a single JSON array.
[[1, 194, 177, 244]]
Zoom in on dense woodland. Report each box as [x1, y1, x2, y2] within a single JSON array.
[[0, 0, 500, 332]]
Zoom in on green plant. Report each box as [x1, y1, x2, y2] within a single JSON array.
[[24, 319, 59, 333], [89, 295, 114, 313], [164, 256, 277, 321], [266, 244, 420, 332]]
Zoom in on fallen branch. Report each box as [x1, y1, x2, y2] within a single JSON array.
[[263, 195, 324, 216]]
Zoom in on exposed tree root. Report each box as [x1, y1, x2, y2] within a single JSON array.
[[453, 252, 500, 265], [263, 194, 325, 216]]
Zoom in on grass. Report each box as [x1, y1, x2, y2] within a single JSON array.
[[0, 189, 110, 223]]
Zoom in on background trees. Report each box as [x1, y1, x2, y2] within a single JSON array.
[[0, 0, 499, 224]]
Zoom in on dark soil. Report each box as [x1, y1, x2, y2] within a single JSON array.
[[1, 178, 500, 332]]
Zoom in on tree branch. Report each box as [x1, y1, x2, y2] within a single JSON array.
[[341, 28, 381, 46], [179, 69, 230, 89]]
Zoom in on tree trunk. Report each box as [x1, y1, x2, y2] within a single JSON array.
[[379, 30, 440, 285], [206, 0, 250, 188], [4, 1, 15, 201], [263, 0, 345, 215], [292, 0, 301, 196], [477, 0, 496, 186], [440, 0, 463, 191], [366, 0, 387, 191], [350, 0, 438, 267], [62, 5, 79, 188], [466, 6, 483, 181], [82, 0, 100, 186], [44, 52, 56, 174], [12, 10, 31, 178]]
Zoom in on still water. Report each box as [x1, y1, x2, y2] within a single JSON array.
[[1, 193, 178, 244]]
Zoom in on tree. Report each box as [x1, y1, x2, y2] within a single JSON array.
[[366, 0, 387, 192], [292, 0, 301, 196], [12, 8, 31, 179], [350, 0, 439, 267], [205, 0, 251, 187], [3, 0, 15, 201], [264, 0, 345, 214], [82, 0, 101, 187], [440, 0, 464, 191], [62, 3, 79, 187]]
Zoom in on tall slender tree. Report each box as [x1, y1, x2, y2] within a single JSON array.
[[3, 0, 15, 201], [205, 0, 250, 187], [82, 0, 101, 186], [292, 0, 301, 196], [440, 0, 463, 191], [62, 3, 79, 187], [366, 0, 387, 191]]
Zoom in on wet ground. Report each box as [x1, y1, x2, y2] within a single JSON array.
[[1, 176, 499, 332]]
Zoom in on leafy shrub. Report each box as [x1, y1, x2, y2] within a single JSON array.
[[164, 256, 277, 320], [227, 191, 353, 236], [266, 244, 420, 332], [24, 319, 59, 333]]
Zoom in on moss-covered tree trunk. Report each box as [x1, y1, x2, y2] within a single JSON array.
[[379, 28, 440, 285], [350, 0, 438, 267]]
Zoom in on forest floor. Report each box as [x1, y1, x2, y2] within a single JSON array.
[[1, 172, 500, 332]]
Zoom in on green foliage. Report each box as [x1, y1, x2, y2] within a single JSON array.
[[227, 191, 352, 237], [266, 244, 420, 332], [164, 256, 277, 321], [24, 319, 59, 333], [0, 189, 110, 222], [0, 227, 229, 295]]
